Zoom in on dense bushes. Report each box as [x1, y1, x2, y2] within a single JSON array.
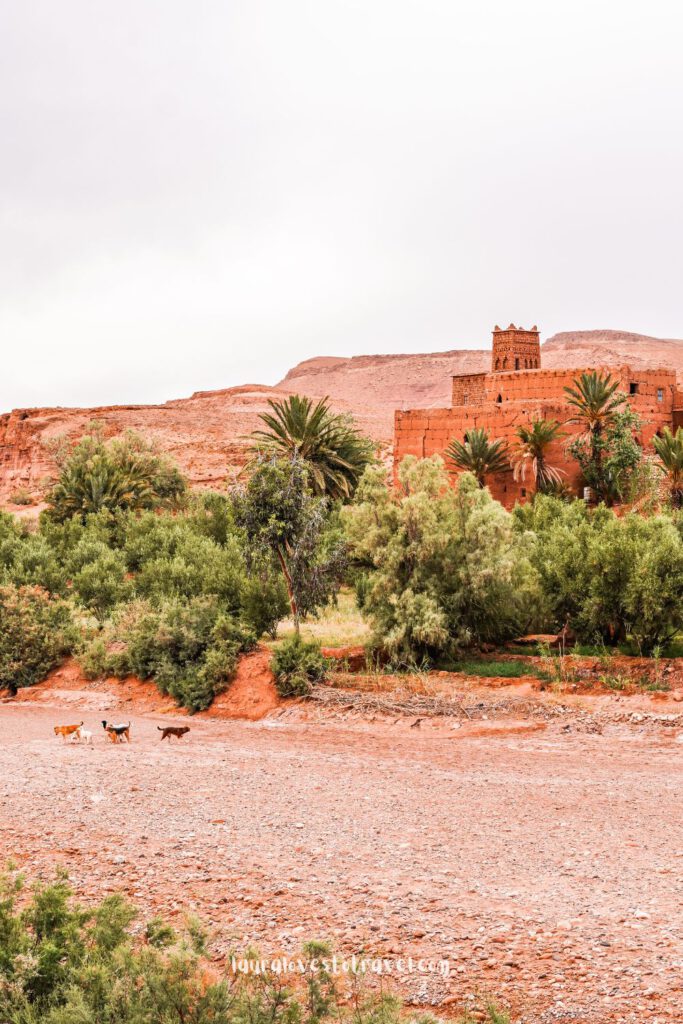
[[0, 585, 75, 692], [46, 430, 187, 522], [343, 458, 540, 663], [79, 598, 256, 712], [514, 496, 683, 652], [0, 498, 287, 706], [345, 461, 683, 660], [4, 434, 683, 703], [271, 636, 326, 696]]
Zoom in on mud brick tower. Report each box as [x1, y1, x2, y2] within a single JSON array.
[[394, 322, 683, 507], [492, 324, 540, 371]]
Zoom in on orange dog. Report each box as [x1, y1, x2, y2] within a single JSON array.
[[54, 721, 83, 741]]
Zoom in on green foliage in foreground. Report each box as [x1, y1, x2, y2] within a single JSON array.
[[0, 875, 507, 1024], [271, 636, 327, 697]]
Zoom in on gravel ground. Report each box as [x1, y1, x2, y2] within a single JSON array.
[[1, 697, 682, 1023]]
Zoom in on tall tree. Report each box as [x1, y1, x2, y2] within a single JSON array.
[[564, 371, 627, 500], [445, 428, 510, 488], [653, 426, 683, 509], [512, 418, 565, 495], [235, 456, 345, 635], [343, 458, 539, 664], [250, 395, 374, 501]]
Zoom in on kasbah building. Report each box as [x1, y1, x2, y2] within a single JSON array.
[[394, 323, 683, 508]]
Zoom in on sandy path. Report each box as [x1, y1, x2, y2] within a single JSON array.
[[1, 698, 682, 1023]]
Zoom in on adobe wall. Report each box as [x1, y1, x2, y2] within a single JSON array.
[[394, 364, 678, 507], [481, 366, 677, 411], [451, 373, 487, 406], [394, 402, 584, 505]]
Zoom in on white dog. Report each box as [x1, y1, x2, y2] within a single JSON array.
[[71, 726, 93, 744]]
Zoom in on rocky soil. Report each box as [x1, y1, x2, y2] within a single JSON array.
[[1, 671, 683, 1023]]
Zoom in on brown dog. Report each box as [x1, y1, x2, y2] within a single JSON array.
[[158, 725, 190, 741], [54, 722, 83, 741]]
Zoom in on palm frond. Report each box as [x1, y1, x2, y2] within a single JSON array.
[[563, 371, 626, 431], [445, 428, 510, 487], [653, 427, 683, 506], [250, 394, 374, 500], [512, 418, 565, 493]]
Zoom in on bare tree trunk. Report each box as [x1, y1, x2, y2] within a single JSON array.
[[277, 546, 300, 636]]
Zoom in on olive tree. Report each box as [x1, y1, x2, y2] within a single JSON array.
[[343, 457, 541, 663]]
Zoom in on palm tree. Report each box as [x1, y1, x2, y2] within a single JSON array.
[[250, 394, 374, 501], [564, 371, 626, 497], [512, 418, 565, 495], [50, 453, 154, 520], [653, 426, 683, 508], [47, 435, 185, 522], [445, 427, 510, 488], [564, 370, 626, 433]]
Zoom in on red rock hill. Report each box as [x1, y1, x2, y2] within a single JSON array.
[[2, 330, 681, 507]]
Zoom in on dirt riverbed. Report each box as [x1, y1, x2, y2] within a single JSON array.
[[1, 674, 682, 1024]]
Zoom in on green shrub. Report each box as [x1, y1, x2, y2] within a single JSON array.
[[0, 585, 75, 692], [69, 542, 132, 620], [46, 430, 187, 523], [0, 516, 68, 595], [343, 459, 541, 663], [353, 570, 371, 610], [134, 533, 244, 608], [241, 570, 290, 638], [77, 598, 256, 712], [514, 495, 683, 652], [8, 486, 34, 505], [188, 490, 238, 545], [77, 635, 111, 679], [271, 636, 326, 697]]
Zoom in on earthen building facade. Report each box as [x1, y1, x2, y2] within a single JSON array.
[[394, 324, 683, 506]]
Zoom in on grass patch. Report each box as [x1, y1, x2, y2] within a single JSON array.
[[574, 637, 683, 658], [636, 677, 671, 693], [600, 673, 629, 691], [450, 659, 540, 679], [275, 587, 370, 647], [661, 637, 683, 658]]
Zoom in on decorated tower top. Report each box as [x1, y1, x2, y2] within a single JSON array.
[[491, 323, 540, 372]]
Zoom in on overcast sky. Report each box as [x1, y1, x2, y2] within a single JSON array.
[[1, 0, 682, 411]]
